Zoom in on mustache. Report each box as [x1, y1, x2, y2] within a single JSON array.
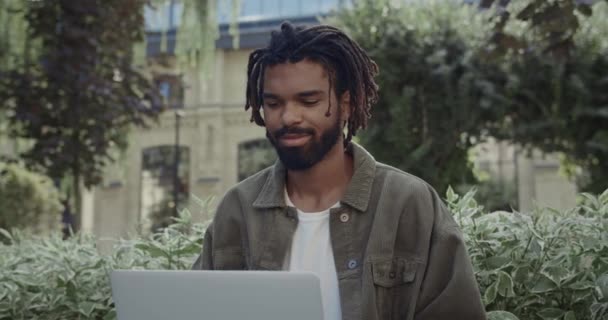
[[274, 126, 315, 139]]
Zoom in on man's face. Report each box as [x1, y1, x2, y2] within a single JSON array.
[[262, 59, 347, 171]]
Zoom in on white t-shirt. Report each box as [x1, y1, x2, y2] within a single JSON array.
[[283, 189, 342, 320]]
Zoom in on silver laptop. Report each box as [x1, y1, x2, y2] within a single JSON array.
[[110, 270, 324, 320]]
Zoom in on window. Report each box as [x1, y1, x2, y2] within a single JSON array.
[[144, 0, 182, 32], [154, 75, 184, 109], [238, 139, 276, 181], [218, 0, 343, 23], [140, 146, 190, 232]]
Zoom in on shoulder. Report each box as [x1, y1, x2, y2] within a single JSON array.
[[374, 162, 438, 202], [373, 161, 456, 231]]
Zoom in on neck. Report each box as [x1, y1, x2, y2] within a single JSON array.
[[285, 141, 354, 212]]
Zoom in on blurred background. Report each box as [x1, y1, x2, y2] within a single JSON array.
[[2, 1, 608, 319], [0, 0, 606, 239]]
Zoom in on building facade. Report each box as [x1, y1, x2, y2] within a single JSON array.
[[83, 0, 347, 240]]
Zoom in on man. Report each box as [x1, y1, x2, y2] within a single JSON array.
[[193, 22, 486, 320]]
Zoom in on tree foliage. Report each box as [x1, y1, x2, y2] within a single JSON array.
[[483, 1, 608, 193], [334, 0, 608, 194], [0, 161, 62, 232], [333, 1, 497, 194], [0, 0, 163, 229]]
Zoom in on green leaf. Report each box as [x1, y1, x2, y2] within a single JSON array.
[[487, 310, 520, 320], [567, 280, 595, 291], [0, 229, 12, 242], [571, 290, 592, 304], [496, 271, 516, 297], [174, 242, 202, 256], [537, 308, 565, 319], [564, 311, 576, 320], [599, 189, 608, 205], [513, 266, 532, 283], [66, 280, 77, 301], [78, 301, 97, 317], [597, 274, 608, 299], [447, 186, 458, 203], [530, 274, 557, 293], [486, 256, 511, 269], [530, 238, 543, 255], [542, 266, 570, 286], [135, 243, 168, 258], [103, 310, 117, 320], [484, 281, 498, 306]]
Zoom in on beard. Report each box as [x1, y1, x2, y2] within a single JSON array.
[[266, 116, 342, 171]]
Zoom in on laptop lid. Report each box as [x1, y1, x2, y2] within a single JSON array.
[[110, 270, 324, 320]]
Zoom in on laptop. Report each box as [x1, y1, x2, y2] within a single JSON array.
[[110, 270, 324, 320]]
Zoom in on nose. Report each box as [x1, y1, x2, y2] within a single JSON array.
[[281, 103, 302, 127]]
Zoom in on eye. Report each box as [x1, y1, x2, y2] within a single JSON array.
[[264, 101, 279, 108], [302, 100, 319, 106]]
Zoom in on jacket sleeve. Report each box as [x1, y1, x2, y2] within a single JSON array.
[[192, 222, 214, 270], [414, 192, 487, 320], [191, 188, 246, 270]]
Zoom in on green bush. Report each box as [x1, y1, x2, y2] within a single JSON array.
[[0, 205, 208, 320], [0, 161, 62, 232], [448, 187, 608, 320], [456, 178, 519, 212], [1, 191, 607, 319]]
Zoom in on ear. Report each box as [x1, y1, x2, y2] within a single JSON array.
[[339, 92, 351, 124]]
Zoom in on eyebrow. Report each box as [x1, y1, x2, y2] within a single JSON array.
[[262, 90, 325, 100]]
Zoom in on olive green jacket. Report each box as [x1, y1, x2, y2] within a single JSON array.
[[192, 143, 486, 320]]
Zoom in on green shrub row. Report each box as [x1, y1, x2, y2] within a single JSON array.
[[448, 188, 608, 320], [1, 190, 607, 320]]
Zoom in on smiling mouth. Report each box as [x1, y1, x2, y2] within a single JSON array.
[[279, 134, 311, 147]]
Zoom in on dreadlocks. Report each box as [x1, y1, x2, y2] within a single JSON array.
[[245, 21, 379, 146]]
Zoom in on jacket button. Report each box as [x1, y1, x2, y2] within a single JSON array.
[[347, 259, 357, 269], [339, 213, 350, 222]]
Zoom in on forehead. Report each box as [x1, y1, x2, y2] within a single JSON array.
[[263, 59, 329, 95]]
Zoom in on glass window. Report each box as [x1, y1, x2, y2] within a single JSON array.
[[144, 3, 168, 31], [216, 0, 346, 24], [320, 0, 339, 13], [240, 0, 263, 21], [145, 1, 182, 31], [170, 1, 183, 29], [140, 146, 190, 232], [155, 75, 184, 109], [262, 0, 281, 19], [301, 0, 321, 16], [217, 0, 232, 24], [238, 139, 276, 181], [280, 0, 301, 18]]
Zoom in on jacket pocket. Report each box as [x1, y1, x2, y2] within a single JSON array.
[[371, 257, 417, 320], [372, 257, 416, 287]]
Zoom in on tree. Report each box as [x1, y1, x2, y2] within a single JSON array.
[[481, 1, 608, 192], [334, 0, 608, 194], [333, 1, 498, 194], [0, 0, 163, 230]]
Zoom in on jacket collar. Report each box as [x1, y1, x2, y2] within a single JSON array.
[[252, 142, 376, 212]]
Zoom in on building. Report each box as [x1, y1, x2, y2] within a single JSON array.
[[83, 0, 348, 240]]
